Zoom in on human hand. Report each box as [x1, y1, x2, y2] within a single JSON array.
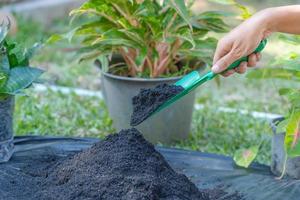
[[212, 9, 273, 77]]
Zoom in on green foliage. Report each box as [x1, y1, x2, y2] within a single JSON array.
[[0, 24, 43, 98], [248, 53, 300, 81], [50, 0, 231, 78], [233, 145, 260, 168], [249, 54, 300, 159], [279, 34, 300, 45], [15, 91, 114, 138], [284, 110, 300, 157], [208, 0, 252, 20], [246, 38, 300, 168]]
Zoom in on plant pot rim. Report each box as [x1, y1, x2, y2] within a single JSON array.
[[101, 71, 183, 82]]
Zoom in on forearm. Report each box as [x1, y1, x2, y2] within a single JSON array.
[[260, 6, 300, 35], [211, 5, 300, 75]]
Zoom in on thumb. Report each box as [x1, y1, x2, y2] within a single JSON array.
[[212, 50, 241, 74]]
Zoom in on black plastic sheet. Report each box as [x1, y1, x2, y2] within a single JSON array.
[[1, 136, 300, 200]]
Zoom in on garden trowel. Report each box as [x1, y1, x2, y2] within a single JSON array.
[[145, 39, 267, 122]]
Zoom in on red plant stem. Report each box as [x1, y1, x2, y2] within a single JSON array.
[[292, 121, 300, 148]]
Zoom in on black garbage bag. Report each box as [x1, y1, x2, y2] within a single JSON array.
[[0, 136, 299, 200]]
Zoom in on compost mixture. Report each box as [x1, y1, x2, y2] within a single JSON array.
[[130, 83, 184, 126], [35, 128, 209, 200]]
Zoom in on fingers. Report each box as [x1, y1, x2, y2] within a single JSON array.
[[220, 53, 262, 77], [222, 70, 235, 77], [212, 49, 242, 74], [247, 54, 257, 67], [213, 41, 229, 65], [221, 62, 246, 77], [256, 52, 261, 61], [235, 62, 247, 74]]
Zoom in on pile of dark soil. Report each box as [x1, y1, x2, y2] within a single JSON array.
[[130, 83, 184, 126], [36, 128, 209, 200]]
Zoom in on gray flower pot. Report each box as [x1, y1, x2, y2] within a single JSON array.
[[271, 117, 300, 179], [0, 96, 14, 163], [101, 72, 196, 144]]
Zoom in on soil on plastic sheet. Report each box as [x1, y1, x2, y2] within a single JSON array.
[[10, 129, 245, 200], [130, 83, 184, 126], [35, 128, 209, 200]]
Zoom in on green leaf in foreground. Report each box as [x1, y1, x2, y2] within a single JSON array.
[[0, 23, 9, 44], [234, 145, 259, 168], [284, 110, 300, 158], [168, 0, 192, 29], [47, 34, 64, 44], [0, 67, 44, 95]]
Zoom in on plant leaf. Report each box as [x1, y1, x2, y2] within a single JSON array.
[[24, 43, 42, 60], [234, 3, 252, 20], [98, 55, 109, 72], [284, 110, 300, 158], [196, 11, 234, 19], [277, 119, 289, 133], [0, 24, 9, 44], [0, 67, 44, 95], [135, 47, 147, 67], [167, 0, 192, 30], [4, 41, 30, 67], [234, 145, 260, 168], [47, 34, 64, 44]]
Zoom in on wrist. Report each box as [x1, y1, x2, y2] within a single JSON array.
[[255, 7, 280, 33]]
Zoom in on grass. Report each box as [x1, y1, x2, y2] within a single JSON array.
[[15, 90, 114, 138], [8, 12, 299, 166], [176, 106, 272, 164]]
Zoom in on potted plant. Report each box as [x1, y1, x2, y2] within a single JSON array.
[[49, 0, 232, 143], [267, 54, 300, 179], [234, 47, 300, 178], [0, 24, 43, 162]]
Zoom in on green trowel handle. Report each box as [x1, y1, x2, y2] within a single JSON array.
[[175, 39, 267, 91], [225, 39, 267, 71], [153, 39, 267, 119]]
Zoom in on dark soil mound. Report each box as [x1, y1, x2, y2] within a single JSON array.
[[36, 128, 208, 200], [130, 83, 184, 126]]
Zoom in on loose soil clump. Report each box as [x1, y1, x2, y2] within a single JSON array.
[[36, 128, 209, 200], [130, 83, 184, 126]]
